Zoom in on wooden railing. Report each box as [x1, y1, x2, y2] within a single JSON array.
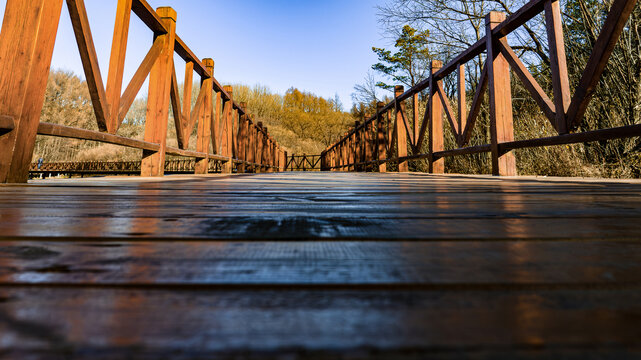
[[0, 0, 286, 183], [286, 155, 322, 171], [321, 0, 640, 175], [29, 159, 223, 176]]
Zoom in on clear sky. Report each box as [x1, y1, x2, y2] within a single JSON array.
[[0, 0, 391, 110]]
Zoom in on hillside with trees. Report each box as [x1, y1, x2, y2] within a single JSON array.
[[33, 71, 352, 162]]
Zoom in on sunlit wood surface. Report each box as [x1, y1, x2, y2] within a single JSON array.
[[1, 172, 641, 358]]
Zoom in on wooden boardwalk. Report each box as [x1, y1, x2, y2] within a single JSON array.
[[1, 172, 641, 358]]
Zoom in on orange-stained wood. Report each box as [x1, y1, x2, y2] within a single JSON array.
[[195, 58, 213, 174], [376, 102, 387, 172], [67, 0, 110, 132], [0, 0, 64, 183], [141, 7, 176, 177], [429, 61, 444, 174], [544, 0, 570, 134], [395, 86, 408, 172], [105, 0, 133, 134], [457, 63, 466, 146], [486, 12, 516, 176]]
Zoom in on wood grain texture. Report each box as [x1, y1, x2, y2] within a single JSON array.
[[1, 172, 641, 357], [66, 0, 110, 133], [429, 61, 444, 174], [105, 0, 132, 134], [394, 86, 408, 172], [0, 0, 63, 184], [486, 12, 516, 176], [141, 7, 176, 177]]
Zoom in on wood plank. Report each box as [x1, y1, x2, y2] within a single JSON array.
[[0, 0, 63, 183], [66, 0, 110, 132], [105, 0, 132, 134], [376, 102, 387, 172], [37, 122, 159, 152], [429, 61, 444, 173], [195, 59, 214, 174], [544, 0, 571, 134], [0, 287, 640, 357], [141, 8, 176, 177], [395, 86, 408, 172], [486, 12, 516, 176], [0, 240, 640, 285]]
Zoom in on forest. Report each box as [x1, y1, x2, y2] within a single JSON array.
[[33, 71, 352, 162], [350, 0, 641, 177]]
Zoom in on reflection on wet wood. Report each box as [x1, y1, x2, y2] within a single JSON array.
[[1, 172, 640, 358]]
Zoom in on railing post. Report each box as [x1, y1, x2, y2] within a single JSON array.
[[429, 60, 444, 174], [247, 121, 255, 172], [0, 0, 64, 183], [283, 151, 288, 172], [221, 85, 233, 174], [237, 102, 248, 173], [141, 7, 177, 177], [486, 11, 517, 176], [395, 85, 409, 172], [376, 102, 387, 173], [255, 122, 263, 173], [195, 58, 214, 174], [232, 105, 239, 171], [353, 122, 360, 171], [364, 117, 373, 171]]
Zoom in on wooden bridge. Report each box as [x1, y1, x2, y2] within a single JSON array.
[[1, 0, 641, 358]]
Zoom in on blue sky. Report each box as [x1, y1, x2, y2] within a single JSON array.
[[0, 0, 391, 110]]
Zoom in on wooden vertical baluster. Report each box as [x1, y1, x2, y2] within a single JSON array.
[[364, 118, 372, 171], [395, 86, 409, 172], [212, 89, 221, 154], [282, 150, 287, 172], [354, 122, 360, 171], [457, 63, 466, 146], [545, 0, 571, 134], [265, 135, 272, 173], [353, 128, 358, 171], [256, 122, 263, 173], [486, 11, 516, 176], [221, 86, 233, 174], [376, 102, 387, 173], [141, 7, 176, 177], [195, 58, 213, 174], [347, 129, 353, 171], [237, 103, 248, 173], [262, 127, 269, 172], [429, 61, 444, 174], [231, 106, 238, 168], [249, 121, 256, 172], [180, 61, 194, 146], [245, 115, 252, 172], [105, 0, 132, 134], [0, 0, 64, 183]]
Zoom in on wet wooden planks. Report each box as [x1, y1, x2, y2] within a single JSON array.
[[1, 172, 641, 358]]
